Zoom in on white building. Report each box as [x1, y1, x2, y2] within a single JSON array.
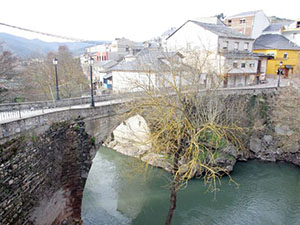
[[261, 19, 300, 50], [282, 19, 300, 47], [165, 20, 264, 87], [107, 48, 184, 93], [225, 10, 270, 39]]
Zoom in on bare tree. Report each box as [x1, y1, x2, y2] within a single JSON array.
[[22, 45, 89, 101], [120, 50, 247, 225], [0, 43, 18, 102]]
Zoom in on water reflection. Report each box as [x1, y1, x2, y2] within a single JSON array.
[[82, 147, 300, 225]]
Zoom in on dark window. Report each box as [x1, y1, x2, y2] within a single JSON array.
[[240, 19, 246, 24], [241, 63, 246, 68], [233, 62, 238, 68], [223, 41, 229, 49], [297, 21, 300, 28], [284, 53, 288, 59]]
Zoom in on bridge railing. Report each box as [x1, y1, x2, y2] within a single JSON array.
[[0, 92, 137, 122], [0, 93, 127, 112], [0, 86, 279, 123]]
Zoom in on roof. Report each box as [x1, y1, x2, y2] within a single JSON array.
[[94, 60, 119, 71], [222, 51, 260, 59], [167, 20, 254, 40], [263, 22, 293, 32], [190, 20, 253, 39], [253, 34, 300, 50], [110, 48, 182, 72], [226, 10, 261, 19]]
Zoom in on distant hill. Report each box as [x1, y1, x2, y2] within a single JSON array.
[[0, 32, 108, 58]]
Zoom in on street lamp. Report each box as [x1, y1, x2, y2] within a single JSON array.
[[53, 58, 60, 101], [277, 61, 283, 87], [88, 56, 95, 107]]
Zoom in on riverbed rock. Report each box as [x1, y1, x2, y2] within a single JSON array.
[[263, 135, 273, 145], [214, 152, 237, 173], [275, 125, 293, 136], [141, 153, 172, 171], [250, 137, 262, 153]]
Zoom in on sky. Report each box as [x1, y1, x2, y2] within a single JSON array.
[[0, 0, 299, 43]]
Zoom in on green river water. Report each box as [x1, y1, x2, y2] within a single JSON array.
[[82, 147, 300, 225]]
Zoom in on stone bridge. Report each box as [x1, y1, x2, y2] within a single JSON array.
[[0, 87, 279, 225]]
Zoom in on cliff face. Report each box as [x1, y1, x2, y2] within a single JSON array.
[[0, 120, 96, 225]]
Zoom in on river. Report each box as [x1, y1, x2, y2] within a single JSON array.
[[82, 147, 300, 225]]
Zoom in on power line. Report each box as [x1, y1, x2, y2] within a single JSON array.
[[0, 22, 98, 44]]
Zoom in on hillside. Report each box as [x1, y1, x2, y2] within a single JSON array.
[[0, 32, 107, 58]]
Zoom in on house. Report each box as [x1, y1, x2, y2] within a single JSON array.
[[165, 20, 265, 87], [106, 48, 184, 93], [253, 34, 300, 77], [282, 19, 300, 47], [84, 38, 143, 63], [225, 10, 270, 39], [262, 22, 293, 35], [93, 60, 119, 93]]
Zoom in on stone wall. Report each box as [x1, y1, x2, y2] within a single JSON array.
[[0, 120, 96, 225]]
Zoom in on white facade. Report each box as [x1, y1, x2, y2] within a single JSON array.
[[112, 71, 157, 92], [111, 70, 184, 93], [166, 22, 219, 53], [166, 20, 259, 87], [251, 11, 270, 39], [86, 44, 110, 53]]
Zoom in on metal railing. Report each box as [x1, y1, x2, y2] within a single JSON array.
[[0, 86, 279, 123]]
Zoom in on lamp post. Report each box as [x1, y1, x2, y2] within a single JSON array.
[[277, 61, 283, 87], [53, 58, 60, 100], [89, 57, 95, 107]]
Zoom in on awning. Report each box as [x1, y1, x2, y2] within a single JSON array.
[[285, 65, 293, 69], [103, 73, 112, 79]]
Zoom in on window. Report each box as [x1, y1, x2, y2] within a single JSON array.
[[234, 42, 239, 50], [284, 52, 288, 59], [223, 41, 229, 49], [228, 20, 232, 26], [241, 63, 246, 68], [293, 33, 297, 39], [244, 42, 249, 51], [240, 19, 246, 24], [233, 62, 238, 68], [249, 63, 255, 68], [297, 21, 300, 28]]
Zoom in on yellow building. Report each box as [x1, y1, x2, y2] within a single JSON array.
[[253, 34, 300, 77]]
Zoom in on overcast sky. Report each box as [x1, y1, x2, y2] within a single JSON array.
[[0, 0, 299, 43]]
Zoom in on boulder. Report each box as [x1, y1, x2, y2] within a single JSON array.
[[275, 125, 293, 136], [250, 137, 262, 153], [141, 153, 171, 171], [263, 135, 273, 145]]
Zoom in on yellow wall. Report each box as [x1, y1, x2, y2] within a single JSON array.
[[254, 49, 300, 75]]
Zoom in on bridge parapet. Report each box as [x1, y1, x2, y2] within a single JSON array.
[[0, 101, 127, 145]]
